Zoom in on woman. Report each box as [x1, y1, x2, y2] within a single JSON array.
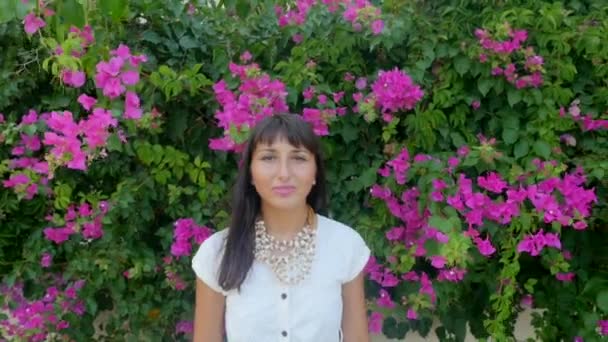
[[192, 114, 371, 342]]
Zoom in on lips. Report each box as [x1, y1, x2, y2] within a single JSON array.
[[272, 186, 296, 196]]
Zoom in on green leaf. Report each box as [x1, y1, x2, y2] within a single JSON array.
[[502, 128, 518, 145], [597, 290, 608, 313], [106, 133, 123, 152], [356, 167, 377, 190], [235, 0, 252, 18], [340, 122, 359, 143], [142, 31, 161, 44], [0, 0, 32, 23], [61, 0, 85, 28], [179, 36, 199, 50], [533, 140, 551, 159], [478, 78, 492, 96], [507, 88, 522, 107], [99, 0, 128, 22], [514, 140, 529, 159], [429, 215, 452, 233], [450, 132, 466, 147], [454, 55, 471, 76]]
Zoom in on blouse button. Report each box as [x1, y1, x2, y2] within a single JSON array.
[[281, 330, 288, 337], [281, 293, 287, 299]]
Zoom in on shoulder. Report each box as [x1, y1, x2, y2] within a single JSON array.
[[192, 228, 229, 262], [317, 213, 366, 243], [316, 213, 371, 283], [204, 228, 229, 249], [191, 228, 229, 295]]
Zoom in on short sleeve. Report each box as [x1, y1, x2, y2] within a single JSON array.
[[191, 231, 228, 295], [342, 231, 371, 283]]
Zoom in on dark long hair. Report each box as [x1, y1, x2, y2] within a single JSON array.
[[217, 114, 328, 291]]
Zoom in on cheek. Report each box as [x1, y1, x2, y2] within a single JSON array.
[[296, 163, 317, 182]]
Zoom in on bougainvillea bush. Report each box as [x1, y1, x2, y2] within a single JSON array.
[[1, 0, 607, 341]]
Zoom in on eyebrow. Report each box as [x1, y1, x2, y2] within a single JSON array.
[[256, 148, 308, 153]]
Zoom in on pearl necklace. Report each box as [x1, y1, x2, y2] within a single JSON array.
[[253, 208, 317, 286]]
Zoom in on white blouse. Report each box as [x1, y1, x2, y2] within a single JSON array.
[[191, 213, 371, 342]]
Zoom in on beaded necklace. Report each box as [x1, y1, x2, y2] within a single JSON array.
[[253, 207, 317, 286]]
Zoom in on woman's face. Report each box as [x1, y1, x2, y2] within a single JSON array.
[[250, 137, 317, 211]]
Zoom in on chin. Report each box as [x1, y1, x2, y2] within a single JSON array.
[[265, 197, 306, 211]]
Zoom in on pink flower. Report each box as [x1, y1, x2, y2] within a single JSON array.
[[303, 86, 315, 101], [57, 320, 70, 330], [368, 312, 383, 334], [371, 19, 384, 35], [77, 94, 97, 111], [371, 68, 424, 113], [385, 226, 404, 241], [556, 272, 575, 282], [517, 230, 561, 256], [317, 94, 327, 105], [491, 67, 503, 76], [121, 70, 140, 85], [430, 255, 447, 269], [477, 172, 508, 193], [176, 320, 194, 334], [355, 77, 367, 90], [376, 289, 395, 308], [302, 108, 331, 136], [40, 253, 52, 268], [3, 173, 30, 188], [23, 13, 46, 35], [471, 100, 481, 110], [457, 145, 470, 157], [380, 270, 399, 287], [62, 70, 86, 88], [437, 268, 466, 282], [82, 220, 104, 240], [292, 33, 303, 44], [520, 294, 533, 307], [560, 134, 576, 146], [191, 226, 212, 245], [124, 91, 143, 119], [43, 227, 74, 244], [407, 308, 418, 320], [598, 320, 608, 336], [21, 109, 39, 125], [474, 237, 496, 256], [240, 51, 252, 62]]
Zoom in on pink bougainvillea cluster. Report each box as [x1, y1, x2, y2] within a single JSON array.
[[353, 68, 424, 123], [43, 200, 110, 244], [1, 43, 147, 200], [364, 136, 597, 331], [275, 0, 384, 37], [0, 278, 86, 341], [475, 23, 545, 89], [57, 25, 95, 88], [22, 0, 55, 36], [209, 54, 289, 152], [560, 99, 608, 132], [151, 219, 213, 291], [301, 85, 348, 135], [170, 218, 213, 258]]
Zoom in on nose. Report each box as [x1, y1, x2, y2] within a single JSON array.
[[277, 157, 291, 181]]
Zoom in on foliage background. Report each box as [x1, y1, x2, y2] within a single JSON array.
[[1, 0, 607, 340]]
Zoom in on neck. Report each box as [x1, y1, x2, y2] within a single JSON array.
[[260, 204, 311, 240]]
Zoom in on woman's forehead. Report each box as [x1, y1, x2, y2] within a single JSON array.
[[254, 137, 309, 152]]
